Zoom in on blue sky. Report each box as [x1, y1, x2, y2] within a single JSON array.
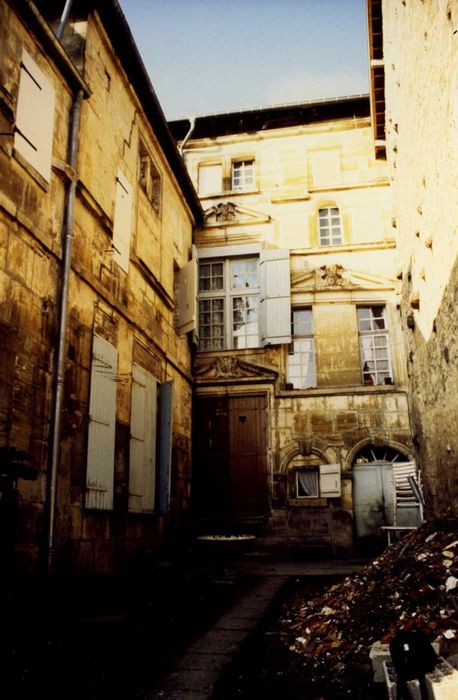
[[118, 0, 369, 120]]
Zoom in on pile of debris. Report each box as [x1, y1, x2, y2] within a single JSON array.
[[282, 517, 458, 697]]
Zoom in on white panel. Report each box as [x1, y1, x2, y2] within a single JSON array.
[[129, 364, 157, 513], [14, 49, 55, 182], [309, 149, 342, 188], [176, 255, 197, 335], [86, 336, 117, 510], [198, 164, 222, 195], [259, 248, 291, 346], [113, 171, 133, 272], [319, 463, 341, 497]]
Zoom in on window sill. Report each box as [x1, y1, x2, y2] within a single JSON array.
[[288, 497, 328, 507], [199, 189, 260, 199]]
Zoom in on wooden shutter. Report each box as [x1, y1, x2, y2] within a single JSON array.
[[319, 464, 341, 497], [259, 248, 291, 346], [14, 49, 55, 182], [157, 380, 173, 514], [129, 365, 158, 513], [86, 335, 117, 510], [176, 245, 198, 335], [198, 164, 222, 195], [113, 170, 133, 272]]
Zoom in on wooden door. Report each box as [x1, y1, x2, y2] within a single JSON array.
[[193, 395, 268, 520]]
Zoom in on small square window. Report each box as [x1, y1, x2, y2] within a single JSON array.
[[232, 160, 255, 191]]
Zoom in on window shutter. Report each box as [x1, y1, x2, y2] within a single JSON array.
[[113, 170, 133, 272], [198, 164, 222, 195], [319, 464, 341, 497], [129, 365, 158, 513], [259, 248, 291, 346], [86, 335, 117, 510], [176, 245, 198, 335], [157, 380, 173, 514], [14, 50, 55, 182]]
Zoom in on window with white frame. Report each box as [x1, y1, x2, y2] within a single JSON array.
[[14, 49, 55, 182], [358, 306, 393, 385], [139, 141, 161, 214], [231, 160, 255, 192], [293, 463, 341, 499], [198, 257, 259, 350], [296, 468, 320, 498], [287, 309, 317, 389], [318, 206, 342, 245]]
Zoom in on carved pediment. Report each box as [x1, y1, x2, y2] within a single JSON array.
[[195, 355, 277, 382], [291, 264, 395, 292], [204, 201, 271, 228]]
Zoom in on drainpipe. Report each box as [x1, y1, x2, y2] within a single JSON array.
[[56, 0, 74, 40], [178, 117, 195, 155], [47, 88, 84, 574]]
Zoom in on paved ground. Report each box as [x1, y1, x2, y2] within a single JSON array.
[[148, 553, 366, 700]]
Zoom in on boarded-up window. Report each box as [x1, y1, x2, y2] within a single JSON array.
[[14, 49, 55, 182], [113, 170, 133, 272], [198, 164, 222, 196], [129, 365, 158, 513], [86, 335, 117, 510], [259, 248, 291, 346], [309, 149, 342, 188]]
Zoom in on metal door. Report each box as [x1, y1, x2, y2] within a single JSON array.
[[353, 461, 394, 540]]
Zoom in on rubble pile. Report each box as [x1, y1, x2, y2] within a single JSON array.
[[282, 518, 458, 696]]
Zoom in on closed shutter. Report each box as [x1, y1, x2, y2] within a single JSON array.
[[259, 248, 291, 346], [319, 464, 341, 497], [176, 245, 198, 335], [157, 380, 173, 514], [198, 164, 222, 195], [14, 49, 55, 182], [86, 335, 117, 510], [113, 170, 133, 272], [129, 365, 158, 512]]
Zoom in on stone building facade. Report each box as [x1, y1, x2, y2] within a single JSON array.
[[368, 0, 458, 516], [0, 0, 201, 573], [170, 97, 415, 553]]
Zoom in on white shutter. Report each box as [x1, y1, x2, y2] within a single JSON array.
[[129, 365, 158, 513], [259, 248, 291, 346], [86, 335, 117, 510], [319, 464, 341, 497], [198, 164, 222, 195], [14, 49, 55, 182], [309, 149, 342, 188], [113, 170, 133, 272], [176, 245, 198, 335]]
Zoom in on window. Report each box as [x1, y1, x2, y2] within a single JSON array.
[[294, 464, 341, 499], [129, 365, 158, 513], [287, 309, 316, 389], [139, 141, 161, 214], [14, 49, 55, 182], [232, 160, 255, 191], [198, 258, 259, 350], [358, 306, 393, 385], [198, 163, 222, 196], [86, 335, 117, 510], [296, 468, 319, 498], [318, 207, 342, 245]]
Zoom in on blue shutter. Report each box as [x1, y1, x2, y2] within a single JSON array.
[[157, 380, 173, 514], [86, 335, 117, 510], [259, 249, 291, 346]]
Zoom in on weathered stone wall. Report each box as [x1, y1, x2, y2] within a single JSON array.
[[382, 0, 458, 515], [0, 2, 196, 573]]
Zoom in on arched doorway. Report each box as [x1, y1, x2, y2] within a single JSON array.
[[351, 443, 415, 548]]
